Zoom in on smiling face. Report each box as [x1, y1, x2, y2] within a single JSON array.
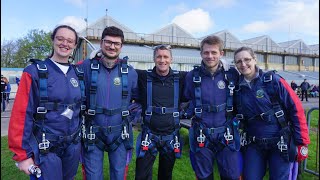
[[201, 43, 224, 73], [100, 35, 122, 60], [52, 27, 77, 62], [154, 48, 172, 76], [234, 49, 257, 80]]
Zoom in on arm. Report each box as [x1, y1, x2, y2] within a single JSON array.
[[8, 70, 38, 174]]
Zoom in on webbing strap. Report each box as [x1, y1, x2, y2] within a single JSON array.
[[121, 57, 129, 120], [193, 66, 202, 119], [89, 59, 99, 111]]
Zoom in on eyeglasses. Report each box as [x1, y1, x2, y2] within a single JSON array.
[[235, 58, 252, 65], [102, 39, 122, 48], [153, 44, 171, 50], [55, 36, 76, 45]]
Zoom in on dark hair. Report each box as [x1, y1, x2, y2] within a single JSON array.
[[200, 35, 224, 52], [49, 25, 78, 58], [101, 26, 124, 43]]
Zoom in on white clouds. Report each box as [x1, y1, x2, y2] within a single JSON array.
[[171, 8, 213, 34], [241, 0, 319, 40], [59, 16, 87, 32], [200, 0, 236, 9]]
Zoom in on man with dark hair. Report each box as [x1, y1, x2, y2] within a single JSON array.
[[78, 26, 140, 180], [300, 79, 310, 101]]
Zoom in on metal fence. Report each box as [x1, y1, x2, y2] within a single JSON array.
[[303, 107, 319, 177]]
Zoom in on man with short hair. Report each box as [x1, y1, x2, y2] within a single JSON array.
[[300, 79, 310, 101], [78, 26, 140, 180]]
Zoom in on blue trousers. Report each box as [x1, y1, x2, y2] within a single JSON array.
[[38, 142, 81, 180], [243, 143, 290, 180], [190, 146, 242, 179], [83, 143, 127, 180]]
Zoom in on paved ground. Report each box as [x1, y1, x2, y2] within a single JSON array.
[[1, 98, 319, 136]]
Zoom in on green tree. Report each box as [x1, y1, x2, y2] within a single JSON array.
[[1, 29, 52, 68]]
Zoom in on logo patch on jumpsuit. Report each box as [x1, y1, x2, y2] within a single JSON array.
[[70, 78, 78, 87], [217, 80, 225, 89], [114, 77, 121, 86], [256, 89, 264, 98]]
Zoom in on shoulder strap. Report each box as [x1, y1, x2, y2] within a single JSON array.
[[192, 65, 202, 119], [120, 56, 130, 119], [87, 58, 100, 116], [73, 65, 86, 114]]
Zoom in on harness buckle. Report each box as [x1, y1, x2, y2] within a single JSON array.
[[236, 114, 244, 120], [37, 107, 47, 114], [38, 133, 50, 151], [240, 132, 247, 146], [173, 112, 180, 117], [194, 108, 202, 114], [145, 111, 152, 116], [173, 136, 180, 153], [226, 107, 233, 112], [161, 107, 166, 114], [122, 110, 129, 116], [81, 117, 86, 139], [90, 63, 99, 70], [193, 76, 201, 83], [121, 67, 128, 74], [228, 84, 235, 96], [121, 126, 130, 139], [141, 134, 150, 151], [275, 110, 284, 118], [277, 136, 288, 152], [264, 74, 273, 82], [224, 128, 233, 141], [87, 126, 96, 140], [197, 129, 206, 147], [81, 105, 86, 111], [87, 109, 96, 116], [36, 64, 47, 71]]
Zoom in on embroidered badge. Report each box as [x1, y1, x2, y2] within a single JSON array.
[[300, 146, 308, 156], [114, 77, 121, 86], [70, 78, 79, 87], [256, 89, 264, 98], [217, 80, 226, 89]]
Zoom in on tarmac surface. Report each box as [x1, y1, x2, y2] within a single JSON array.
[[1, 97, 319, 136]]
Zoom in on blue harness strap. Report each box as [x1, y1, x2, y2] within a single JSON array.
[[190, 65, 240, 152], [138, 69, 182, 158], [236, 71, 295, 161], [84, 57, 133, 152]]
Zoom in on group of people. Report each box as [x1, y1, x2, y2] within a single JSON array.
[[291, 79, 318, 101], [8, 24, 310, 180]]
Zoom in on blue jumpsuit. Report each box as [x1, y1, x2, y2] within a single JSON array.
[[235, 68, 310, 180], [8, 59, 83, 180], [184, 62, 242, 179], [79, 58, 139, 180]]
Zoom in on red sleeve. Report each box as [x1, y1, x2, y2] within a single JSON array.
[[279, 78, 310, 145], [8, 72, 33, 161]]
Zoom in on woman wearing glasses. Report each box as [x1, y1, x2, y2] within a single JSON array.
[[233, 46, 310, 179], [8, 25, 84, 180]]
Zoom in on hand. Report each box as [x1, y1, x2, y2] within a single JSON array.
[[128, 102, 142, 124], [90, 48, 102, 59], [296, 145, 308, 162], [16, 158, 34, 175]]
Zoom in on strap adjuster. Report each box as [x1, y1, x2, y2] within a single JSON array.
[[193, 76, 201, 83], [226, 107, 233, 112], [91, 63, 99, 70], [36, 64, 47, 71], [145, 111, 152, 116], [194, 108, 202, 114], [161, 107, 166, 114], [236, 114, 244, 119], [81, 105, 86, 111], [121, 67, 128, 74], [87, 109, 96, 115], [37, 107, 47, 114], [122, 110, 129, 116], [173, 112, 180, 117], [275, 110, 284, 118]]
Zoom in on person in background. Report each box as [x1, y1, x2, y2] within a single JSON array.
[[290, 80, 297, 93], [8, 25, 84, 180], [1, 75, 8, 110], [3, 77, 11, 103], [183, 35, 242, 180], [16, 76, 20, 86], [300, 79, 310, 101], [135, 45, 187, 180], [233, 46, 310, 180], [78, 26, 140, 180]]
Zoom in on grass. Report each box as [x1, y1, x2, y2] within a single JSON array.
[[1, 110, 319, 180]]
